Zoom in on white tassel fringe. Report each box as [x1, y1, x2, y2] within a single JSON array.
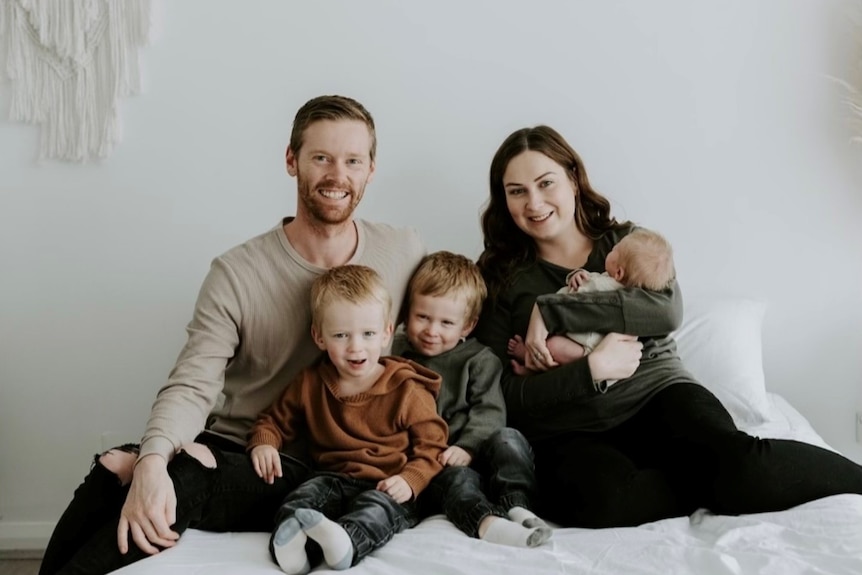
[[0, 0, 152, 161]]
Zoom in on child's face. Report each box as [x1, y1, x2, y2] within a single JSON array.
[[405, 292, 476, 357], [312, 299, 392, 379]]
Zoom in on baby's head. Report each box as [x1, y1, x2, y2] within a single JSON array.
[[403, 251, 487, 357], [605, 228, 675, 291], [310, 265, 393, 376]]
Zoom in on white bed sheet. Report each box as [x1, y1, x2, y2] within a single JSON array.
[[111, 393, 862, 575]]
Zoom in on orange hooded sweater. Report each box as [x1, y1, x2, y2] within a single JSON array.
[[247, 356, 449, 497]]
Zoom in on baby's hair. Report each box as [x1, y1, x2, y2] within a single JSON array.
[[617, 228, 676, 291], [310, 265, 392, 332], [406, 251, 487, 323]]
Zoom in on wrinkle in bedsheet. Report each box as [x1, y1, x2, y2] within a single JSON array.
[[110, 395, 862, 575]]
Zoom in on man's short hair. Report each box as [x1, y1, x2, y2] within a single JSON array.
[[290, 95, 376, 161]]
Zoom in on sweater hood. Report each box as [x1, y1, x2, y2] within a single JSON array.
[[319, 356, 441, 401], [376, 356, 441, 398], [393, 334, 486, 364]]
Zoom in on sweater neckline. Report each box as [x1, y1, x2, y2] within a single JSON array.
[[275, 217, 367, 273]]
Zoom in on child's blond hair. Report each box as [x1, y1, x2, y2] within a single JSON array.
[[616, 228, 675, 291], [310, 265, 392, 332], [405, 251, 487, 323]]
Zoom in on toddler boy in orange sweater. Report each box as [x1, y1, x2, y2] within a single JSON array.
[[247, 265, 448, 574]]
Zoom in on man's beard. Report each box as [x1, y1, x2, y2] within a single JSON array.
[[297, 174, 364, 225]]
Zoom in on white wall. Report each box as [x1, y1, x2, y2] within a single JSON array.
[[1, 0, 861, 547]]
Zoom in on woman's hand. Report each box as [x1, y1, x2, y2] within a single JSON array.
[[524, 303, 559, 371], [587, 333, 643, 382]]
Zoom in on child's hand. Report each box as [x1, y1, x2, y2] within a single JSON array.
[[250, 445, 282, 484], [568, 270, 592, 292], [377, 475, 413, 503], [438, 446, 472, 467]]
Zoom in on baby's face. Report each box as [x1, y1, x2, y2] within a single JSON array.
[[405, 293, 475, 357]]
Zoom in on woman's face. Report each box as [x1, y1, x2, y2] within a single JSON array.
[[502, 150, 577, 243]]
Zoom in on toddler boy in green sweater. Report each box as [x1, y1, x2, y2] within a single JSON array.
[[393, 251, 552, 548]]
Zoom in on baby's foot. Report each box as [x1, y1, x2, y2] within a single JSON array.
[[507, 334, 527, 361], [510, 359, 532, 376]]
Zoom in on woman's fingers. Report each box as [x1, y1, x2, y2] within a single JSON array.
[[525, 344, 558, 371], [589, 333, 643, 380]]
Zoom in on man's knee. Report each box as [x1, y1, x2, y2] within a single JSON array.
[[98, 448, 138, 486], [177, 443, 217, 469], [99, 443, 140, 485]]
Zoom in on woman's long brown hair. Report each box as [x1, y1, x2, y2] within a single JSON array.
[[478, 125, 626, 301]]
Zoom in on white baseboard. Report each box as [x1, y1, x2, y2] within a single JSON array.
[[0, 520, 54, 550]]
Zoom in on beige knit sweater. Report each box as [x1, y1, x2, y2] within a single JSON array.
[[139, 218, 425, 461]]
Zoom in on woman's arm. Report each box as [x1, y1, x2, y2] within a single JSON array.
[[500, 361, 597, 425], [474, 298, 598, 430], [536, 279, 683, 337]]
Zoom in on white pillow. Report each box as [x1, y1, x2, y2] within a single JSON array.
[[672, 297, 772, 425]]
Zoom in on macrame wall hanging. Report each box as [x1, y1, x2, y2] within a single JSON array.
[[0, 0, 153, 162], [834, 4, 862, 145], [849, 14, 862, 145]]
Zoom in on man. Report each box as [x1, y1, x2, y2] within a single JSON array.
[[40, 95, 425, 575]]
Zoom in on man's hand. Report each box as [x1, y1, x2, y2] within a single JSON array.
[[377, 475, 413, 503], [117, 454, 179, 555], [438, 445, 472, 467], [251, 445, 283, 484]]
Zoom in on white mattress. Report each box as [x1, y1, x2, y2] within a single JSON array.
[[112, 393, 862, 575]]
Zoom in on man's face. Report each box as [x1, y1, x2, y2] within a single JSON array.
[[286, 119, 376, 226]]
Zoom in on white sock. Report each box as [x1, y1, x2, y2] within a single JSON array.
[[509, 506, 552, 531], [481, 515, 551, 548], [270, 516, 310, 575], [295, 508, 354, 570]]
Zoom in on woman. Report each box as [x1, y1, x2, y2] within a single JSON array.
[[473, 125, 862, 528]]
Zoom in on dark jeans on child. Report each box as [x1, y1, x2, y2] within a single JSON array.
[[531, 382, 862, 528], [39, 432, 311, 575], [418, 427, 537, 537], [273, 472, 419, 567]]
